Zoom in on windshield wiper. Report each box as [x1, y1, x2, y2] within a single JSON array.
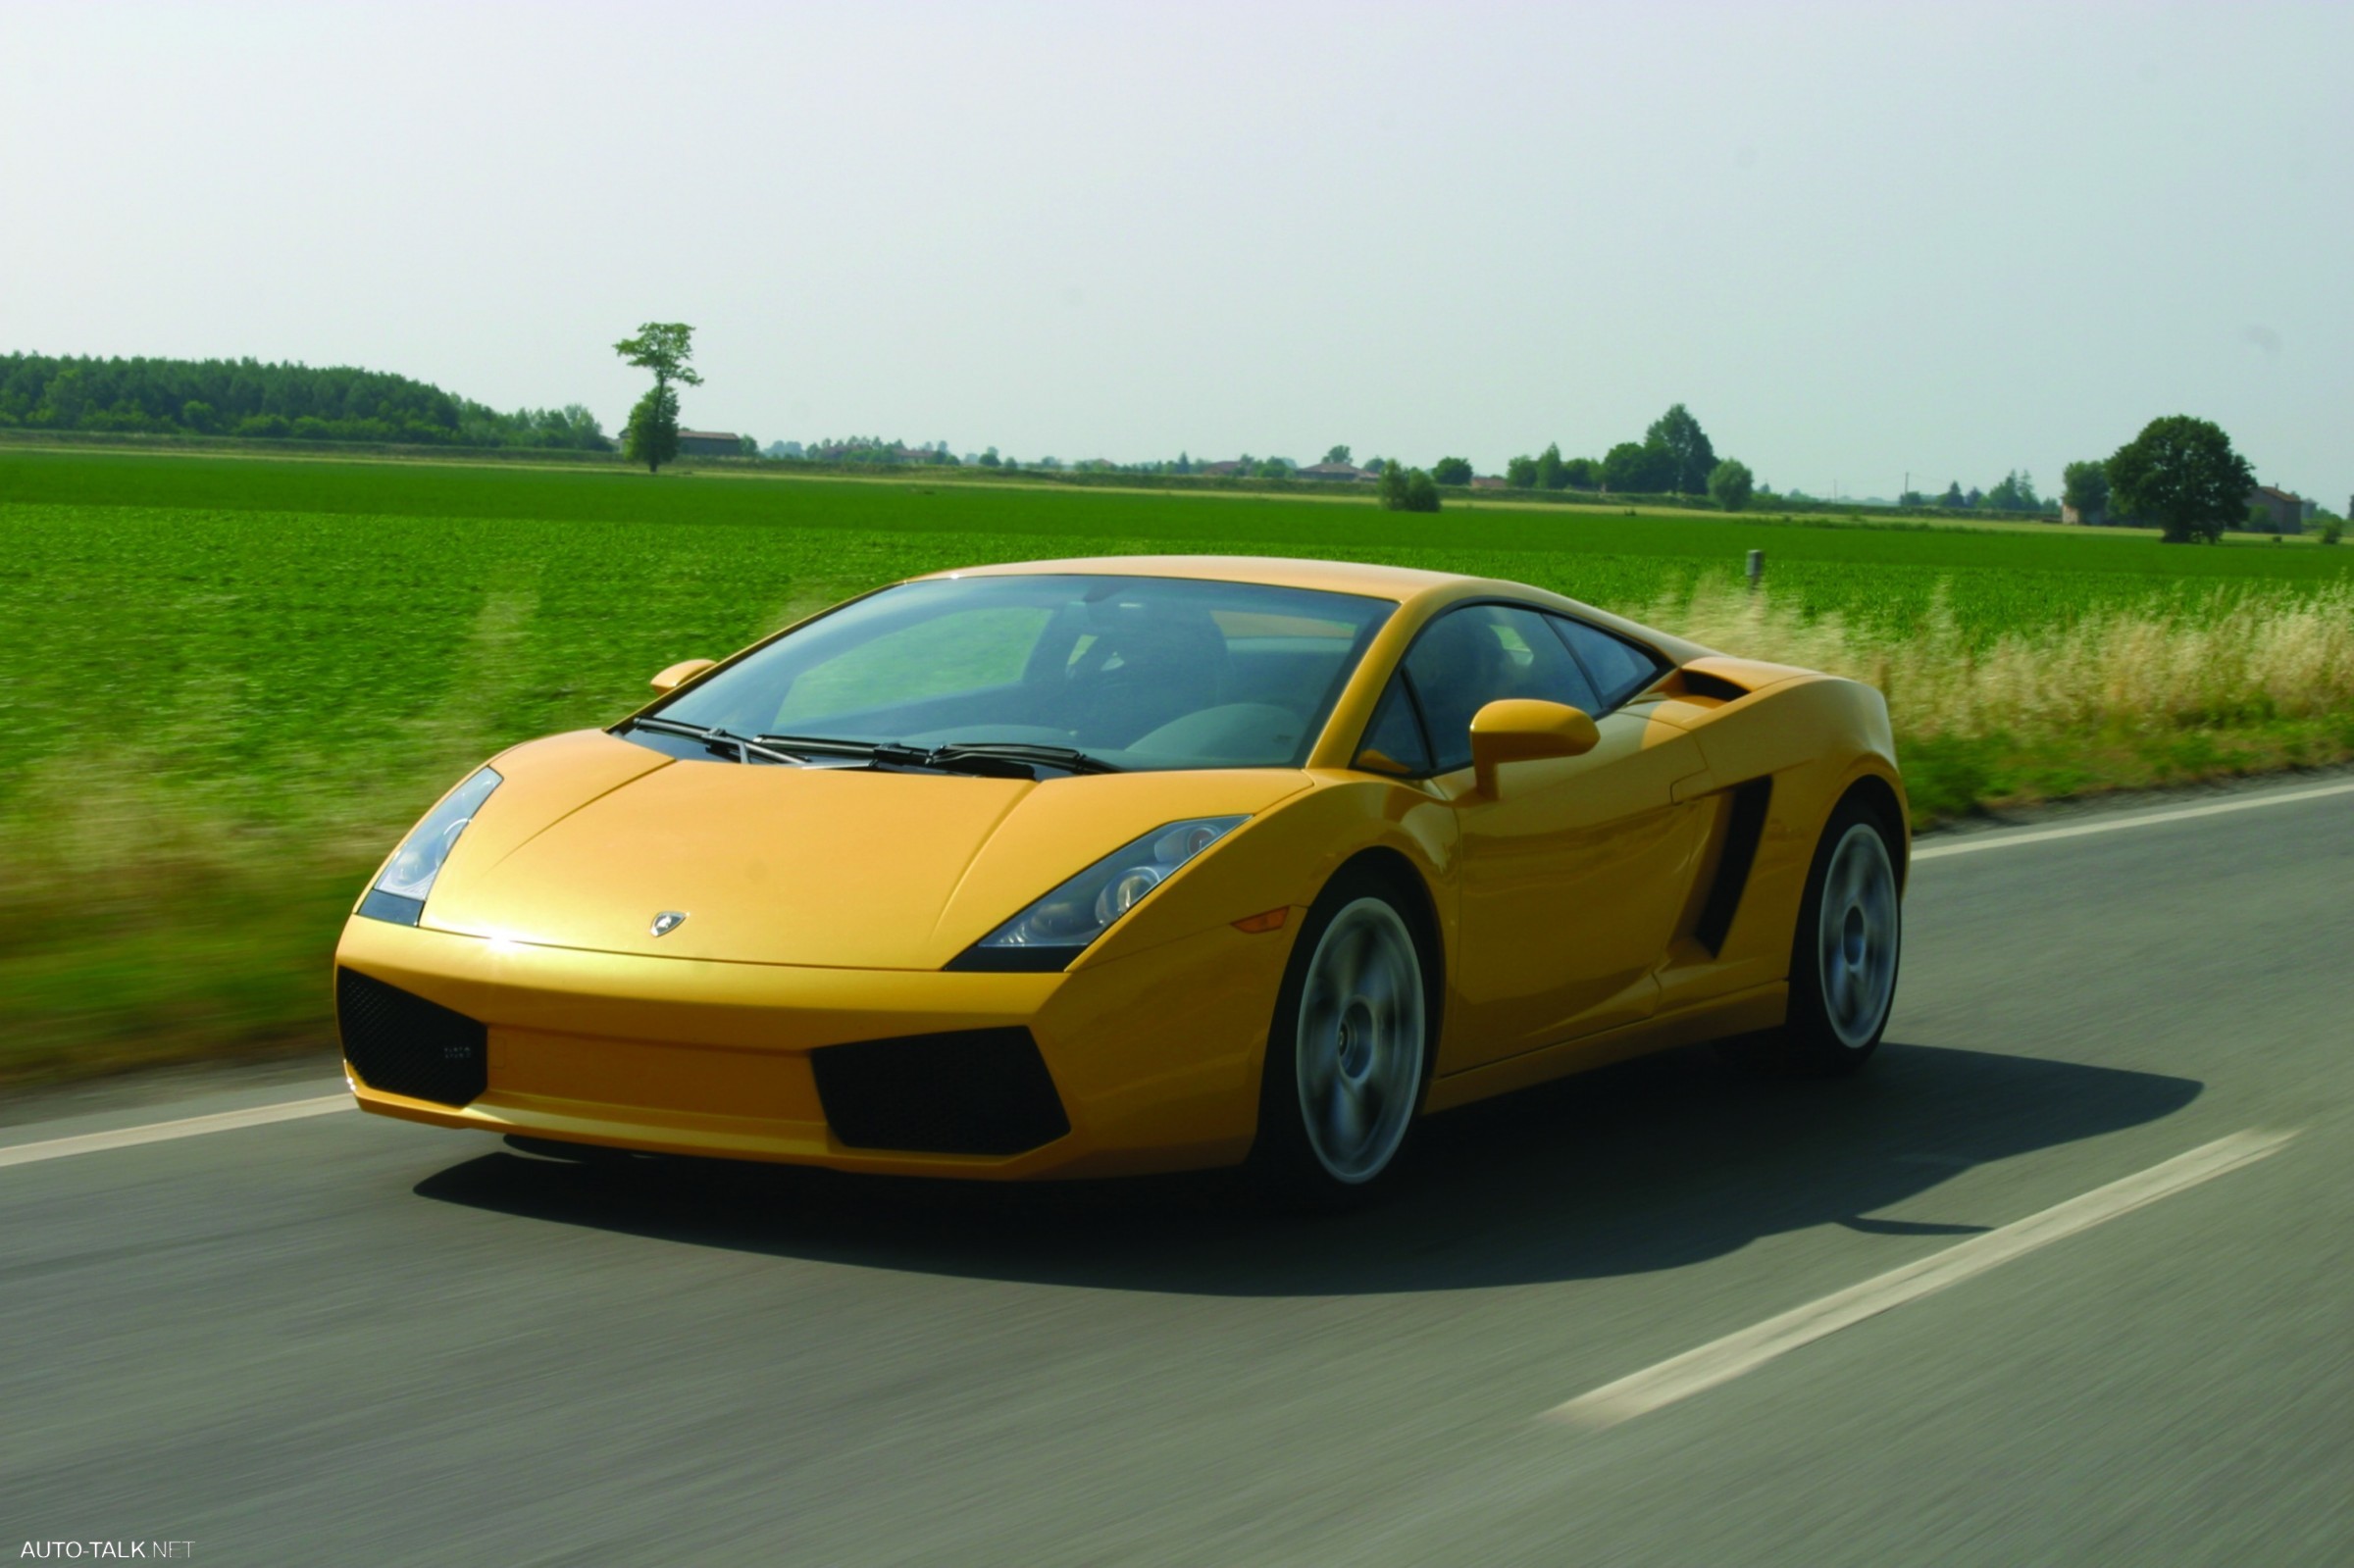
[[622, 716, 811, 767], [928, 742, 1123, 776], [753, 732, 891, 760]]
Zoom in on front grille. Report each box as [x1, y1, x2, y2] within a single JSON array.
[[336, 968, 488, 1106], [810, 1028, 1070, 1156]]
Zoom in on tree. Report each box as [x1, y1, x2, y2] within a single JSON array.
[[1645, 403, 1716, 494], [979, 446, 1000, 468], [1536, 441, 1566, 490], [1379, 461, 1441, 513], [1940, 481, 1965, 508], [612, 322, 703, 473], [1322, 443, 1353, 466], [623, 384, 681, 473], [1707, 458, 1755, 513], [2105, 415, 2256, 544], [1561, 456, 1599, 490], [1431, 456, 1473, 486], [2061, 460, 2110, 522], [1982, 470, 2041, 512], [1504, 454, 1539, 489], [1602, 439, 1673, 493]]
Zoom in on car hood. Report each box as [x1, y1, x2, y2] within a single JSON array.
[[420, 730, 1309, 969]]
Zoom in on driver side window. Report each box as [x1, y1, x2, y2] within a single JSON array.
[[1402, 604, 1602, 774]]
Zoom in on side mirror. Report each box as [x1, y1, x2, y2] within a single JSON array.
[[1469, 698, 1599, 797], [649, 658, 718, 693]]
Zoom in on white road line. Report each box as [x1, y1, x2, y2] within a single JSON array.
[[0, 1093, 352, 1170], [1914, 780, 2354, 861], [1547, 1127, 2297, 1430]]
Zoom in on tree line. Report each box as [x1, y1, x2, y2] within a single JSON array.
[[0, 353, 610, 450], [1491, 403, 1756, 511]]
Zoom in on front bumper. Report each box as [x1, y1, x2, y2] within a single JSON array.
[[333, 913, 1298, 1179]]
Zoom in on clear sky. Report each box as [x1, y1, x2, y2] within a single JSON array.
[[4, 1, 2346, 503]]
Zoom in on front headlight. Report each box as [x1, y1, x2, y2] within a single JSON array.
[[950, 816, 1248, 971], [357, 767, 502, 926]]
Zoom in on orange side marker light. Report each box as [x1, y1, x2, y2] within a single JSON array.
[[1232, 908, 1290, 934]]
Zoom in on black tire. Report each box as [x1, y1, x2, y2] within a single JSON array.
[[1248, 864, 1435, 1209], [1722, 793, 1903, 1077]]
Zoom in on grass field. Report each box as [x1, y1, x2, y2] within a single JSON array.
[[5, 447, 2351, 1084]]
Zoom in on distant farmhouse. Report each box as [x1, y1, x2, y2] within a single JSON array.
[[1297, 462, 1378, 482], [2247, 485, 2306, 534], [676, 430, 746, 457]]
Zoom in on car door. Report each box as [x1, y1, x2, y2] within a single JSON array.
[[1398, 604, 1713, 1071]]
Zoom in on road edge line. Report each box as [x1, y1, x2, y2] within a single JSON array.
[[0, 1093, 354, 1170], [1914, 781, 2354, 862]]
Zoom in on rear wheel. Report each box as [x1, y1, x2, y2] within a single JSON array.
[[1727, 796, 1902, 1076], [1251, 868, 1432, 1207]]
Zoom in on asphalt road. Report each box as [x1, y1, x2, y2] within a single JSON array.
[[5, 779, 2352, 1566]]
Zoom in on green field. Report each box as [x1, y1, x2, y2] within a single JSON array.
[[5, 448, 2351, 1084]]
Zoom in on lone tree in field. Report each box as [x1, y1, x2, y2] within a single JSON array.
[[614, 322, 704, 474], [1431, 456, 1473, 486], [1708, 458, 1755, 513], [2105, 416, 2255, 544]]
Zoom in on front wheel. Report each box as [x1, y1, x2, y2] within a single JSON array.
[[1727, 797, 1903, 1076], [1251, 870, 1432, 1207]]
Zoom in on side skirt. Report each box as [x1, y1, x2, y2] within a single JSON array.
[[1420, 983, 1789, 1115]]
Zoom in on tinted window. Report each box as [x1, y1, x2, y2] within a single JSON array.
[[647, 575, 1394, 771], [1403, 604, 1604, 773], [1550, 615, 1663, 710], [1355, 672, 1433, 776]]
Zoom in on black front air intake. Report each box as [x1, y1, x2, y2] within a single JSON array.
[[810, 1028, 1070, 1156], [336, 968, 488, 1106]]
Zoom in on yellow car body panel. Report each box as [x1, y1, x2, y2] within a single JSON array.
[[336, 555, 1904, 1179]]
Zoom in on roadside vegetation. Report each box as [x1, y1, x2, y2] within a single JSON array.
[[3, 448, 2350, 1085]]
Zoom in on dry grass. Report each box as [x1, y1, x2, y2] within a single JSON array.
[[1667, 580, 2354, 742]]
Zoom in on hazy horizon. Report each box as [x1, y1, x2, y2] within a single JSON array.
[[4, 1, 2346, 504]]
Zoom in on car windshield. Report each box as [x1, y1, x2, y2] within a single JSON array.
[[641, 574, 1395, 772]]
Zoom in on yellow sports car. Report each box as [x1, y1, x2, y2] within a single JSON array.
[[336, 555, 1905, 1201]]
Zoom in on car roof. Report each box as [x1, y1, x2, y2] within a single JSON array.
[[921, 555, 1470, 602], [911, 553, 1718, 665]]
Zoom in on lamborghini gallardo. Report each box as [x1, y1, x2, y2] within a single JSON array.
[[335, 556, 1906, 1200]]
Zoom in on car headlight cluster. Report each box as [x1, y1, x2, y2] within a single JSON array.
[[358, 767, 502, 927], [957, 816, 1248, 970]]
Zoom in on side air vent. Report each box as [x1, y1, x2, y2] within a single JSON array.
[[1680, 668, 1750, 703], [336, 968, 488, 1106], [811, 1028, 1071, 1156], [1692, 778, 1773, 956]]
